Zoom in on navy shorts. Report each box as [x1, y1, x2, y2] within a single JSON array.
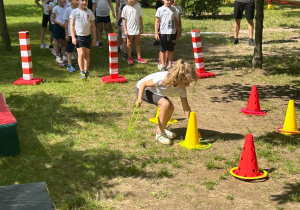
[[96, 16, 111, 23], [159, 34, 176, 52], [76, 35, 92, 49], [66, 37, 75, 53], [234, 1, 255, 20], [49, 23, 54, 32], [53, 24, 65, 40], [42, 13, 49, 28], [136, 88, 168, 106]]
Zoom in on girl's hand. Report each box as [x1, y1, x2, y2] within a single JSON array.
[[72, 37, 77, 45], [140, 28, 143, 34], [155, 33, 159, 41], [136, 100, 142, 107]]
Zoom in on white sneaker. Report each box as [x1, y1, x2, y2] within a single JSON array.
[[157, 63, 162, 70], [164, 129, 177, 138], [52, 49, 56, 56], [155, 133, 171, 145], [56, 56, 62, 63], [62, 56, 66, 61], [40, 43, 49, 49]]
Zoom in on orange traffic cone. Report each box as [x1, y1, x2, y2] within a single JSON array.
[[277, 100, 300, 135], [241, 85, 266, 116], [229, 134, 268, 180]]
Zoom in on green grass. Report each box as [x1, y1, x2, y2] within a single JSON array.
[[1, 0, 300, 209]]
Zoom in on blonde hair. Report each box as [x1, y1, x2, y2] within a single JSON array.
[[162, 59, 197, 87]]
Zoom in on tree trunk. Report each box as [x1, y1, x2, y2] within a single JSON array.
[[252, 0, 264, 69], [0, 0, 11, 51]]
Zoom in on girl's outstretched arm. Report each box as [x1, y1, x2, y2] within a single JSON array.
[[137, 79, 154, 106], [180, 97, 191, 119]]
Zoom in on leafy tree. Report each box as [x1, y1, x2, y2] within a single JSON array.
[[0, 0, 11, 51], [180, 0, 224, 17]]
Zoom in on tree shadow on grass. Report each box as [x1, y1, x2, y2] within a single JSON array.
[[0, 92, 167, 208], [257, 131, 300, 146], [206, 83, 300, 108], [171, 127, 244, 143], [270, 182, 300, 204]]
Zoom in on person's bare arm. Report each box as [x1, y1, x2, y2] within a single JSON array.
[[137, 79, 154, 106], [70, 19, 77, 45], [139, 16, 143, 34], [108, 0, 116, 18], [180, 97, 191, 119], [155, 17, 160, 40], [91, 20, 97, 46], [35, 0, 43, 11]]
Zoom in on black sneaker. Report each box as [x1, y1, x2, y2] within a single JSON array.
[[249, 39, 254, 46], [48, 45, 53, 50], [98, 42, 103, 48], [153, 40, 159, 46], [122, 52, 128, 60], [85, 71, 90, 78], [234, 38, 239, 45], [161, 67, 167, 71]]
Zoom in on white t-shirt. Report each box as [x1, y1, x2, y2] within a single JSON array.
[[136, 72, 187, 98], [41, 0, 49, 15], [173, 5, 182, 21], [63, 7, 75, 36], [92, 0, 110, 17], [70, 8, 95, 36], [53, 5, 66, 24], [121, 4, 143, 35], [155, 6, 177, 35]]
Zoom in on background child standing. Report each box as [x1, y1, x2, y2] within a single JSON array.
[[122, 0, 147, 65], [35, 0, 50, 49], [70, 0, 97, 79], [51, 0, 67, 63], [155, 0, 181, 71], [136, 60, 197, 145], [92, 0, 116, 48], [63, 0, 78, 72]]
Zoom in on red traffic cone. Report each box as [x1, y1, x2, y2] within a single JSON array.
[[241, 85, 266, 115], [229, 134, 268, 180]]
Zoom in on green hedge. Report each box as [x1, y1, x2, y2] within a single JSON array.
[[180, 0, 224, 17]]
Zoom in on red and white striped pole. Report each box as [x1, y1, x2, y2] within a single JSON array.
[[102, 33, 127, 83], [191, 30, 215, 79], [14, 31, 43, 85]]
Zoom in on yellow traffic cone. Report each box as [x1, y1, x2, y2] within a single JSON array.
[[266, 4, 274, 10], [149, 107, 178, 124], [277, 100, 300, 135], [179, 112, 211, 150]]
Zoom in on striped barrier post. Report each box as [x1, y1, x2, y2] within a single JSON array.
[[14, 31, 43, 85], [191, 30, 215, 79], [102, 33, 127, 83]]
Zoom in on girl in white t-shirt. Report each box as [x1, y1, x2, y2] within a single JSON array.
[[136, 60, 197, 145], [122, 0, 147, 64]]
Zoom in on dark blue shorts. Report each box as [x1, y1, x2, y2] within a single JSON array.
[[76, 35, 91, 49], [53, 24, 65, 40], [159, 34, 176, 52], [234, 1, 255, 20], [66, 37, 75, 53], [42, 13, 49, 28], [96, 16, 111, 23]]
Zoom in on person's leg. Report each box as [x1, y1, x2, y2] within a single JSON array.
[[40, 27, 46, 45], [54, 39, 60, 56], [234, 19, 241, 39], [118, 26, 123, 49], [61, 39, 66, 59], [127, 35, 134, 58], [157, 98, 174, 134], [247, 19, 254, 39], [134, 35, 141, 59], [98, 22, 104, 43], [84, 47, 90, 71], [104, 22, 110, 41], [77, 47, 85, 73], [122, 38, 127, 53], [167, 51, 174, 68]]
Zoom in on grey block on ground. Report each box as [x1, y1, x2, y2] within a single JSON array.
[[0, 182, 55, 210]]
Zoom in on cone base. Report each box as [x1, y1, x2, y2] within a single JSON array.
[[179, 140, 211, 150], [276, 127, 300, 135], [102, 75, 127, 83], [197, 72, 215, 79], [148, 118, 177, 124], [229, 167, 268, 180], [14, 77, 43, 85], [241, 108, 266, 116]]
